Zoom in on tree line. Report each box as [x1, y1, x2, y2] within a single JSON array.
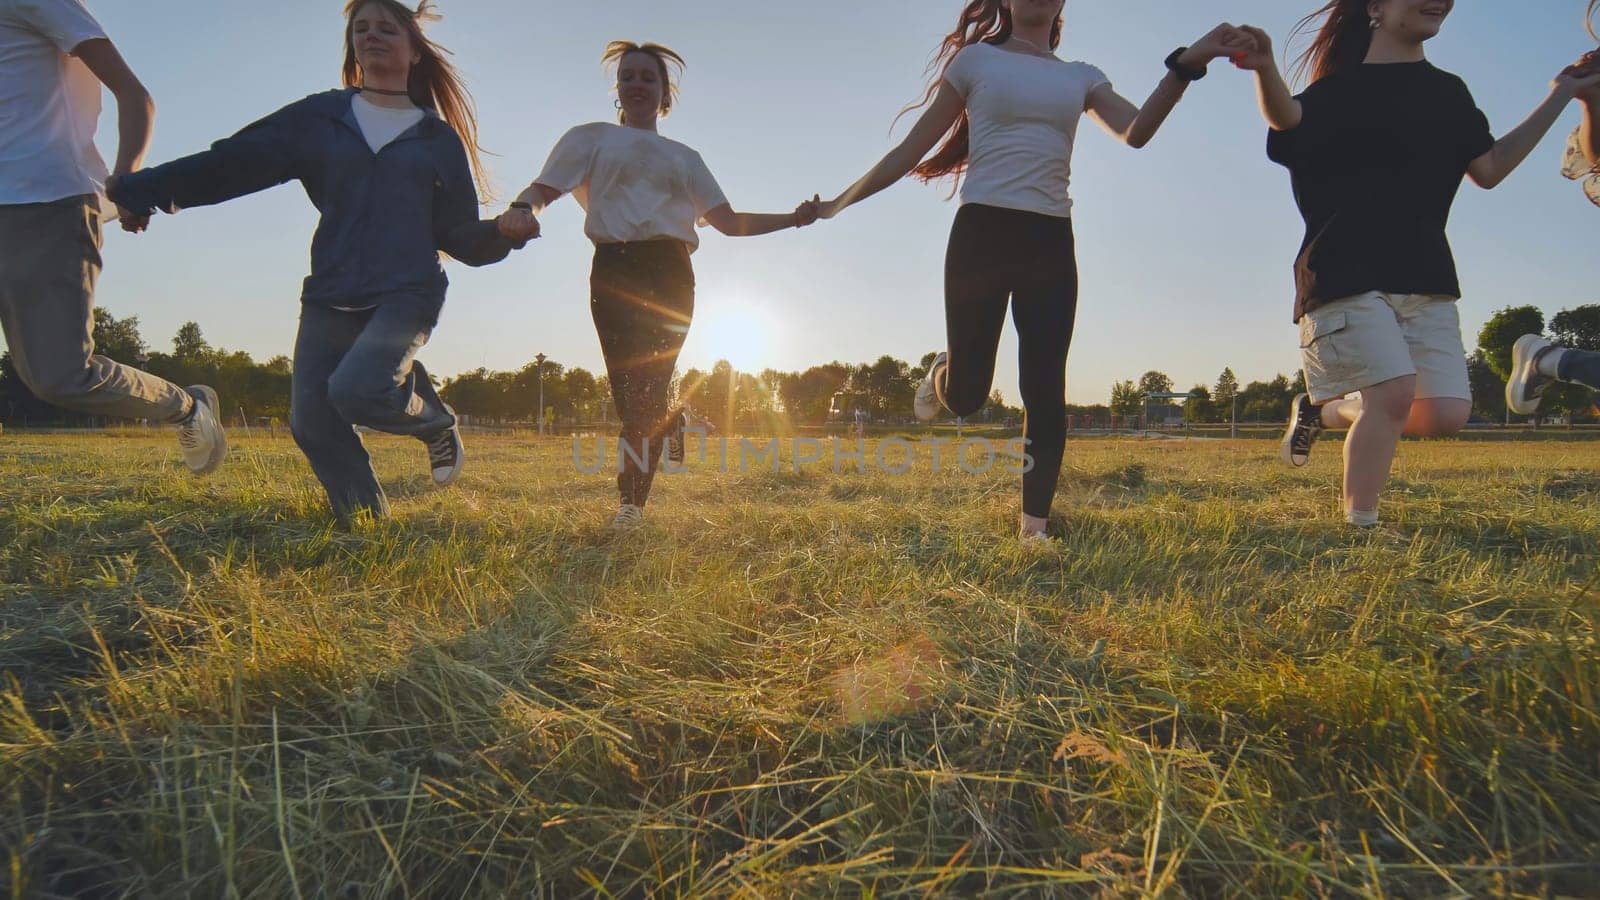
[[4, 304, 1595, 429]]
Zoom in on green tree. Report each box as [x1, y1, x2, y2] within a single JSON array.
[[1477, 305, 1544, 380], [91, 308, 147, 364], [172, 321, 212, 362], [1110, 380, 1143, 418], [1138, 371, 1174, 396], [1466, 351, 1507, 423], [1213, 368, 1239, 420], [1183, 384, 1214, 424]]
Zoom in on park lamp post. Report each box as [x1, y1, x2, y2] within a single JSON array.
[[535, 353, 547, 436]]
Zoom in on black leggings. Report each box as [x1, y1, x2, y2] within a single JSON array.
[[938, 204, 1079, 519], [591, 240, 694, 508]]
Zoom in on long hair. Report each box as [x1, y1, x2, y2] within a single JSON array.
[[907, 0, 1063, 184], [601, 41, 686, 124], [341, 0, 490, 197], [1590, 0, 1599, 40], [1291, 0, 1378, 85]]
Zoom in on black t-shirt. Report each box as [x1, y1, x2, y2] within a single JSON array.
[[1268, 62, 1495, 322]]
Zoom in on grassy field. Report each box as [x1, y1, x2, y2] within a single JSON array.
[[2, 432, 1598, 898]]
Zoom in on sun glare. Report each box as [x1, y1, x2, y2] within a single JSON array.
[[685, 302, 779, 373]]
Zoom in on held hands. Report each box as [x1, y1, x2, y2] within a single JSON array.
[[1229, 26, 1275, 73], [104, 173, 151, 234], [793, 195, 822, 228], [1557, 50, 1600, 102], [1180, 23, 1258, 71], [496, 206, 541, 242]]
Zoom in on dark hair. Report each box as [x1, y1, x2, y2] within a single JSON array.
[[907, 0, 1063, 184], [341, 0, 490, 197], [602, 41, 686, 123]]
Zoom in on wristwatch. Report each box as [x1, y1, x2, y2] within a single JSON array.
[[510, 201, 532, 211], [1165, 47, 1207, 82]]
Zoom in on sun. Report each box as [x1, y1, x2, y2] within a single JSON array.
[[685, 303, 779, 374]]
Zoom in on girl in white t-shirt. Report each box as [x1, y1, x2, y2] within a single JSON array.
[[500, 42, 818, 529], [1506, 21, 1600, 414], [816, 0, 1252, 541]]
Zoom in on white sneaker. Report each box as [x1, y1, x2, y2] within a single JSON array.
[[422, 405, 465, 487], [177, 385, 227, 476], [1506, 334, 1557, 417], [610, 504, 644, 530], [914, 352, 948, 422], [1020, 529, 1053, 544]]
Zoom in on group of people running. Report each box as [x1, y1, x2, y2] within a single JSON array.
[[3, 0, 1600, 538]]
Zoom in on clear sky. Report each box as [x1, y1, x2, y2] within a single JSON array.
[[27, 0, 1600, 404]]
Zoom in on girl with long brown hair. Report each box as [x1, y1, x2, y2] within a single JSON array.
[[1229, 1, 1600, 529], [812, 0, 1252, 541], [109, 0, 530, 522], [1505, 2, 1600, 413], [498, 42, 819, 530]]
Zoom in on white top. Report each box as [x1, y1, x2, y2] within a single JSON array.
[[533, 122, 728, 251], [942, 42, 1110, 218], [351, 93, 424, 154], [0, 0, 109, 205]]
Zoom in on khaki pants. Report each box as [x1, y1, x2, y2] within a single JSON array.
[[0, 195, 189, 423]]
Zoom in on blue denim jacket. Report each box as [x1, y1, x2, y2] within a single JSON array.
[[110, 89, 522, 321]]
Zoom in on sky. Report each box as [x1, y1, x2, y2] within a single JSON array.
[[23, 0, 1600, 404]]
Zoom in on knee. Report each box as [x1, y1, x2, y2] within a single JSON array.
[[26, 367, 95, 408], [1409, 402, 1470, 438], [326, 371, 382, 425], [1361, 384, 1416, 424]]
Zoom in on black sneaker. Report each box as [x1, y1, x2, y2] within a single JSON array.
[[1279, 393, 1324, 468], [422, 405, 464, 487], [666, 409, 687, 465]]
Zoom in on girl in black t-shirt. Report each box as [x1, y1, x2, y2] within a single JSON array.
[[1227, 0, 1600, 528]]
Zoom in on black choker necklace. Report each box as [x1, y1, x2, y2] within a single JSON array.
[[361, 86, 410, 97]]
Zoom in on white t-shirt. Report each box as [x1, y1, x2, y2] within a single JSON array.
[[942, 42, 1110, 218], [0, 0, 109, 205], [533, 122, 728, 251], [351, 93, 424, 154]]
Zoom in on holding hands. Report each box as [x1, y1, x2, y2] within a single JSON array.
[[103, 173, 151, 234], [1556, 50, 1600, 101], [497, 205, 541, 242], [1177, 23, 1260, 73]]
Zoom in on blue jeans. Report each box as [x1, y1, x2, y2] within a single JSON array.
[[290, 302, 453, 520]]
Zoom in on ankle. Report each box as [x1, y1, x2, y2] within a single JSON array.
[[1345, 507, 1379, 528], [1020, 512, 1049, 536]]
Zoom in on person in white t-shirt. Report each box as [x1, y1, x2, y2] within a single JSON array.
[[499, 41, 819, 531], [814, 0, 1252, 542], [0, 0, 225, 473]]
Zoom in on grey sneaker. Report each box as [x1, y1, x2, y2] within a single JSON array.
[[1506, 334, 1557, 417], [177, 385, 227, 476], [610, 504, 644, 530], [422, 405, 464, 487], [914, 352, 948, 422]]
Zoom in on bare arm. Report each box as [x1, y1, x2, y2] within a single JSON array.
[[1088, 26, 1255, 149], [1582, 95, 1600, 166], [72, 38, 152, 177], [1233, 27, 1302, 131], [1468, 68, 1600, 190], [703, 204, 814, 238], [820, 83, 965, 217]]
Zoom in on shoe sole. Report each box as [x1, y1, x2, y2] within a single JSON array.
[[1279, 394, 1310, 469], [914, 355, 946, 422], [1505, 334, 1550, 417], [190, 386, 227, 476]]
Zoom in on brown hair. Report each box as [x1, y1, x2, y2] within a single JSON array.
[[341, 0, 490, 197], [907, 0, 1063, 185], [1590, 0, 1599, 40], [601, 41, 686, 123], [1290, 0, 1381, 85]]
